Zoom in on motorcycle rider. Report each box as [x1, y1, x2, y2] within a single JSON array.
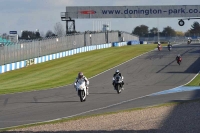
[[112, 70, 124, 90], [168, 41, 172, 47], [157, 42, 162, 50], [74, 72, 89, 95], [176, 54, 182, 64], [168, 41, 172, 49], [188, 37, 192, 44]]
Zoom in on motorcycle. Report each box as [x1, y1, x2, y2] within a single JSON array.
[[157, 45, 162, 51], [168, 45, 172, 51], [75, 79, 87, 102], [177, 57, 182, 65], [187, 40, 191, 45], [114, 75, 124, 94]]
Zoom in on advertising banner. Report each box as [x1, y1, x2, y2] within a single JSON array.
[[66, 5, 200, 18]]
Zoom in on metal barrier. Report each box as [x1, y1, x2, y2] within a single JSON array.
[[0, 43, 113, 74], [0, 31, 139, 65]]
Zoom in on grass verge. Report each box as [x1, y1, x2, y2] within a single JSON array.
[[186, 74, 200, 86], [0, 44, 158, 95]]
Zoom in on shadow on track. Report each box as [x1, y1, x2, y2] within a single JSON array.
[[167, 57, 200, 74], [25, 101, 79, 103], [4, 90, 200, 133], [90, 93, 116, 95], [157, 43, 200, 74]]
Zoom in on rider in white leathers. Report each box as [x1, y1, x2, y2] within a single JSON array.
[[74, 72, 89, 95]]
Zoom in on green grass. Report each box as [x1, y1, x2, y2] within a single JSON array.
[[0, 44, 158, 95], [186, 74, 200, 86]]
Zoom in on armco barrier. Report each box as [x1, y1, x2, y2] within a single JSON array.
[[140, 41, 148, 44], [112, 42, 128, 47], [127, 40, 140, 45], [0, 43, 112, 74]]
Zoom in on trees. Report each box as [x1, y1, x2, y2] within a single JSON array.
[[149, 27, 158, 37], [162, 26, 176, 37], [1, 33, 9, 39], [176, 31, 184, 37], [54, 22, 65, 37], [190, 21, 200, 36], [132, 25, 149, 37], [149, 27, 158, 35], [21, 30, 41, 39], [184, 22, 200, 37], [45, 30, 56, 37]]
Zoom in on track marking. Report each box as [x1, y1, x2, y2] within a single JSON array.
[[150, 70, 200, 96], [0, 94, 150, 127]]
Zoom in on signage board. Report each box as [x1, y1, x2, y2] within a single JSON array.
[[65, 5, 200, 18]]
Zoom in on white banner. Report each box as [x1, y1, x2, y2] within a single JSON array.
[[65, 5, 200, 18]]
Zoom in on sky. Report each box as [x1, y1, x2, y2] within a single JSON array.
[[0, 0, 200, 36]]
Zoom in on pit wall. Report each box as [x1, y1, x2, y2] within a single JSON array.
[[0, 41, 131, 74]]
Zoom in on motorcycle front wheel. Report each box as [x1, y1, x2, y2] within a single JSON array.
[[116, 84, 121, 94], [78, 90, 86, 102]]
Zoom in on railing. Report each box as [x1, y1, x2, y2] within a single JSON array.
[[0, 31, 139, 65]]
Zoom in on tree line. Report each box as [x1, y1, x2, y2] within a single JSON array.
[[132, 21, 200, 37], [1, 21, 200, 40], [0, 22, 65, 40], [20, 22, 65, 40]]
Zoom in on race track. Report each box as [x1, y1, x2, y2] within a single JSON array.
[[0, 43, 200, 129]]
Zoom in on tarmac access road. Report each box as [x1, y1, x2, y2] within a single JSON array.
[[0, 43, 200, 129]]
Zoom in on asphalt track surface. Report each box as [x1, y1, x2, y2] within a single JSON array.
[[0, 43, 200, 129]]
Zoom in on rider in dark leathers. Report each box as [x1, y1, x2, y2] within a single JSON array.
[[112, 70, 124, 89]]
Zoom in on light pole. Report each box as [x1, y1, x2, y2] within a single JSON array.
[[157, 30, 160, 43], [37, 29, 40, 57], [153, 30, 156, 42], [90, 34, 92, 45], [36, 29, 40, 39], [157, 18, 160, 43]]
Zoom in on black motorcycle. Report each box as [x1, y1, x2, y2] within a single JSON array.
[[168, 45, 172, 51], [114, 75, 123, 94]]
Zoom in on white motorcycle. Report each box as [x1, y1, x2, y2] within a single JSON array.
[[75, 79, 88, 102]]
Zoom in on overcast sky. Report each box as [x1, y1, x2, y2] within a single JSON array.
[[0, 0, 200, 36]]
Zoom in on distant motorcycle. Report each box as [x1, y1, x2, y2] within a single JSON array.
[[113, 75, 124, 94], [168, 45, 172, 51], [157, 45, 162, 51], [177, 57, 182, 65], [76, 79, 87, 102], [187, 40, 192, 45]]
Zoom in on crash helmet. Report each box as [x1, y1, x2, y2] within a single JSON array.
[[115, 69, 119, 74], [177, 54, 181, 57], [78, 72, 83, 78]]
